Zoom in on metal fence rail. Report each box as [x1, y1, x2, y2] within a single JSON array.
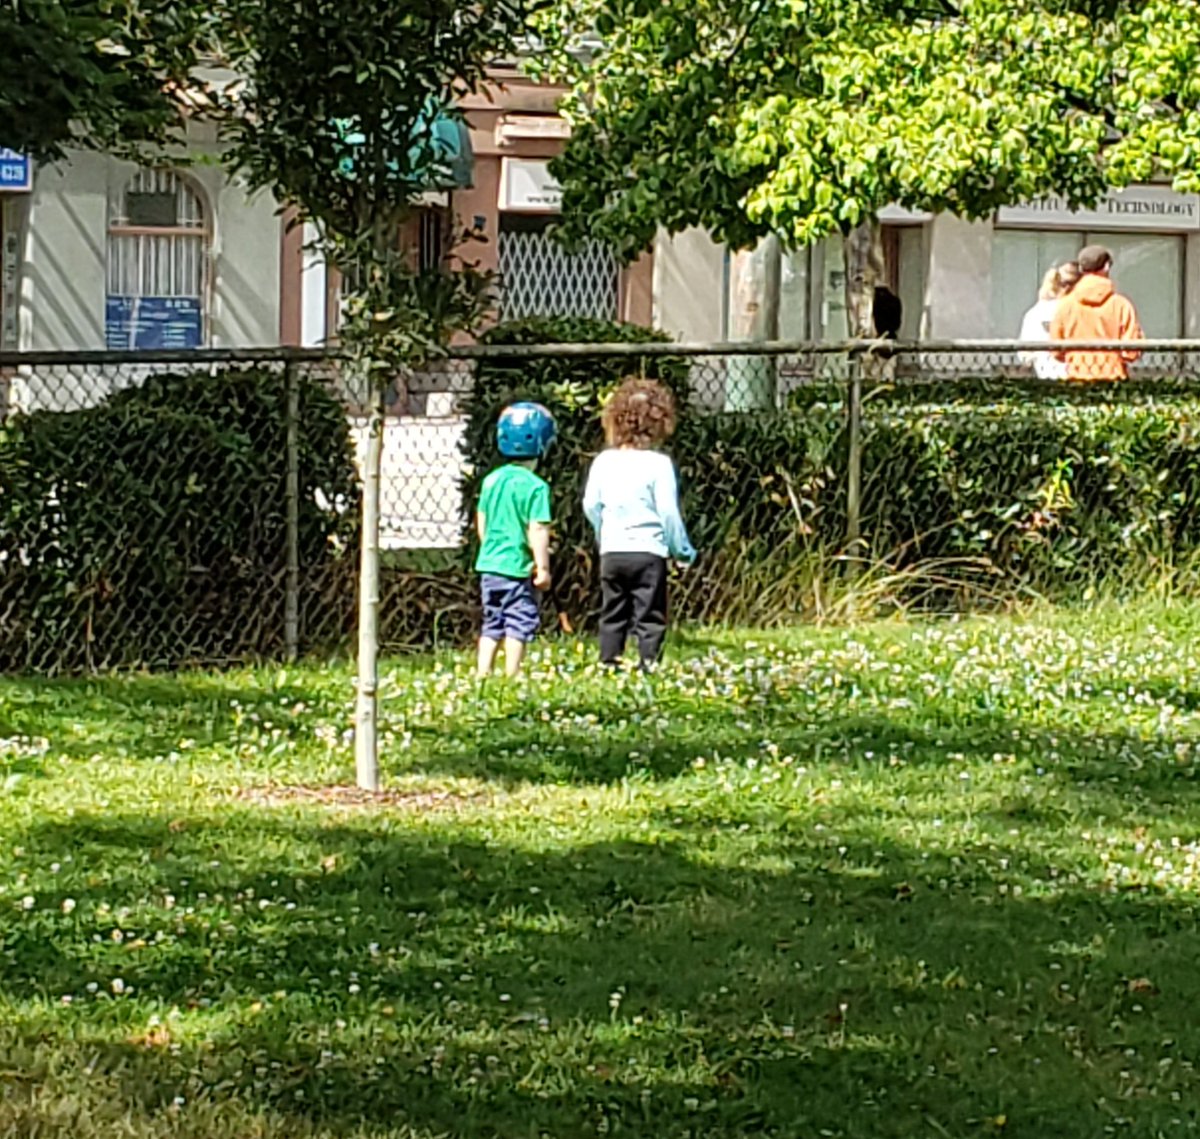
[[3, 339, 1200, 672]]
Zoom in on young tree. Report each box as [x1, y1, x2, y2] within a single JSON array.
[[1, 0, 209, 161], [219, 0, 530, 789], [533, 0, 1200, 337]]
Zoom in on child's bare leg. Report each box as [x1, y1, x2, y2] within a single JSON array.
[[503, 637, 528, 677], [477, 636, 501, 677]]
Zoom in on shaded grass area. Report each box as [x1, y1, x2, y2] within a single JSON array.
[[4, 603, 1200, 1136]]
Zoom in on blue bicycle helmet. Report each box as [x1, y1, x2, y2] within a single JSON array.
[[497, 401, 557, 458]]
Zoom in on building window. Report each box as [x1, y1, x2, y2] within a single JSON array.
[[992, 228, 1184, 340], [497, 213, 619, 320], [418, 206, 448, 274], [106, 168, 208, 349], [1093, 232, 1184, 339]]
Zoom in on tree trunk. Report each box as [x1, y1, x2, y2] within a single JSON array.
[[842, 220, 884, 339], [841, 220, 884, 560], [355, 383, 384, 791], [352, 223, 399, 794], [761, 232, 781, 343], [725, 233, 781, 411]]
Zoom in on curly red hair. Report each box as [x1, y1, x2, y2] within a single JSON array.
[[601, 378, 677, 448]]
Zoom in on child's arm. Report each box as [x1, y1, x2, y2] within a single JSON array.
[[582, 460, 603, 535], [528, 521, 551, 588], [476, 511, 486, 542], [654, 460, 696, 564], [527, 479, 553, 589]]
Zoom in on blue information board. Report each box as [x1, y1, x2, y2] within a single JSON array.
[[0, 149, 32, 192], [105, 296, 204, 350]]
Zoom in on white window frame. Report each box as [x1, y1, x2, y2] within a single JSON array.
[[106, 167, 212, 346]]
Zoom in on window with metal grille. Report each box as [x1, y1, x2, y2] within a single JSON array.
[[106, 168, 208, 349], [497, 214, 619, 321], [418, 207, 447, 273]]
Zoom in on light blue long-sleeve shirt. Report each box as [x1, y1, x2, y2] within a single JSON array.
[[582, 448, 696, 561]]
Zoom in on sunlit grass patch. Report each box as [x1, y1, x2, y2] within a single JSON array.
[[4, 603, 1200, 1136]]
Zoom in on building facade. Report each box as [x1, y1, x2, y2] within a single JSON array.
[[2, 75, 654, 373], [7, 104, 1200, 356], [458, 69, 652, 327], [282, 70, 654, 347], [1, 128, 283, 355], [655, 185, 1200, 344]]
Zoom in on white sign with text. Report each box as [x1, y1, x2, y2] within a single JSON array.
[[499, 158, 563, 213], [998, 185, 1200, 232]]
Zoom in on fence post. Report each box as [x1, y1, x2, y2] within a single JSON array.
[[284, 360, 301, 663], [355, 382, 385, 792], [846, 353, 863, 556]]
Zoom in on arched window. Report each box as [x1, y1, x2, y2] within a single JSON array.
[[106, 168, 209, 349]]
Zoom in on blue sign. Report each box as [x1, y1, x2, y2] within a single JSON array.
[[0, 149, 32, 192], [105, 296, 204, 350]]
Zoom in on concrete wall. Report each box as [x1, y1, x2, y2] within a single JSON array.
[[915, 215, 993, 339], [16, 147, 282, 351], [601, 210, 1200, 343], [653, 228, 725, 341], [209, 172, 282, 346], [21, 153, 108, 350], [677, 209, 1200, 345]]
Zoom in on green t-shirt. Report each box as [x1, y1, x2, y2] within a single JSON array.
[[475, 463, 552, 579]]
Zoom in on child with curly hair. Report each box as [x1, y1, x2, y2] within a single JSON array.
[[583, 377, 696, 669]]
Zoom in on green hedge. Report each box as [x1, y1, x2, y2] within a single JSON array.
[[680, 379, 1200, 616], [848, 380, 1200, 591], [0, 369, 360, 671], [464, 338, 1200, 628]]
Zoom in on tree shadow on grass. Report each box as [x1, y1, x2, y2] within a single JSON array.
[[3, 808, 1198, 1138]]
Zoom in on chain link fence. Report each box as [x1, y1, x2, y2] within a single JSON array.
[[4, 339, 1200, 672]]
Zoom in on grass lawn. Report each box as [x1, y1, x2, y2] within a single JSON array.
[[4, 603, 1200, 1137]]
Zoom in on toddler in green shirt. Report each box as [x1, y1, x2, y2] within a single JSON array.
[[475, 401, 557, 678]]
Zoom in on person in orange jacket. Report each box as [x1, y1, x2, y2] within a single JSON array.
[[1050, 245, 1143, 381]]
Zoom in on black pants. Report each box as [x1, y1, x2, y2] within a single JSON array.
[[599, 553, 668, 666]]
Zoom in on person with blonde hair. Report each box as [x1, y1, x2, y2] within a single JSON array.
[[1019, 261, 1081, 380]]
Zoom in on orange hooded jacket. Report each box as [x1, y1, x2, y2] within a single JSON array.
[[1049, 274, 1143, 381]]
